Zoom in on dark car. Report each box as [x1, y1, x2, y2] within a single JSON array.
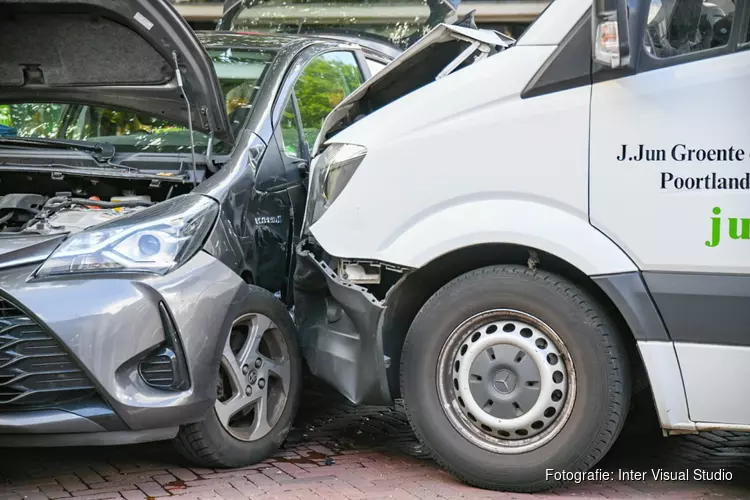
[[0, 0, 392, 467]]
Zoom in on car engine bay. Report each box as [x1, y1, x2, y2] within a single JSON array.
[[0, 193, 151, 236], [0, 172, 181, 236]]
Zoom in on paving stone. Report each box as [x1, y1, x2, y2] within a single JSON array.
[[0, 386, 748, 500]]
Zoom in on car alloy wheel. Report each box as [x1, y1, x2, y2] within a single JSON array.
[[215, 313, 292, 442]]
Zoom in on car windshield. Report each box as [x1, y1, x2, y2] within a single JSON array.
[[0, 47, 275, 155], [225, 0, 461, 49]]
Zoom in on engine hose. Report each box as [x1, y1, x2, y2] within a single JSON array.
[[43, 197, 154, 210], [69, 198, 154, 208]]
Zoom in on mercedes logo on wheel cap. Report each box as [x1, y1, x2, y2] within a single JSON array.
[[493, 369, 516, 394]]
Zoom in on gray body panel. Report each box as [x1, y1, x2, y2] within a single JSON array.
[[0, 234, 65, 270], [198, 39, 375, 292], [0, 252, 250, 438], [0, 428, 178, 447]]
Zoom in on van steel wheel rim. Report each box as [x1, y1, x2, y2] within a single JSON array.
[[215, 313, 291, 442], [437, 309, 577, 454]]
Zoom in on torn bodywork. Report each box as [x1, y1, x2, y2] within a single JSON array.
[[293, 239, 411, 405]]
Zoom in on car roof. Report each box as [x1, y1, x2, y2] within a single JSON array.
[[196, 31, 396, 62], [196, 31, 314, 52]]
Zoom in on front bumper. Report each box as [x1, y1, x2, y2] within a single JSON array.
[[0, 251, 250, 446]]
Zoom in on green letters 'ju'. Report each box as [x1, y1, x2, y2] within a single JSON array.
[[706, 207, 750, 247]]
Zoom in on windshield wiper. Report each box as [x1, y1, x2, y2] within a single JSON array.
[[0, 137, 116, 162]]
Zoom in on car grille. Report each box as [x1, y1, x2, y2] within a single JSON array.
[[139, 352, 175, 388], [0, 295, 96, 407]]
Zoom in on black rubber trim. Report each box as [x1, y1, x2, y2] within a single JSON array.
[[138, 302, 191, 392], [521, 8, 592, 99], [592, 272, 671, 342], [642, 272, 750, 347]]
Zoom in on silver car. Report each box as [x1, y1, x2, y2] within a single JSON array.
[[0, 0, 392, 466]]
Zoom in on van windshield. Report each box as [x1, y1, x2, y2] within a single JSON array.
[[0, 47, 275, 155]]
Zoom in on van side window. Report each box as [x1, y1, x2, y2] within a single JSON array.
[[644, 0, 736, 58]]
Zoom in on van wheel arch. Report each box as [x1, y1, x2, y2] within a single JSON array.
[[382, 243, 650, 404]]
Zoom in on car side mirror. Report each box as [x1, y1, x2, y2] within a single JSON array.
[[292, 157, 309, 178], [593, 0, 633, 69]]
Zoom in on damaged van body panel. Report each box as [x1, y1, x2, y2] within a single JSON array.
[[313, 24, 514, 152], [295, 238, 424, 405], [294, 240, 394, 405]]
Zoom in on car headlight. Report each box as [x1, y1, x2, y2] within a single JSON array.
[[304, 143, 366, 230], [35, 194, 218, 278]]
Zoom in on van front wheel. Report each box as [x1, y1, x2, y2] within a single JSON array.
[[400, 265, 630, 492]]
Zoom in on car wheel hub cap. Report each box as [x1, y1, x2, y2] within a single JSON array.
[[214, 313, 291, 442], [467, 344, 541, 419], [492, 369, 516, 394], [438, 309, 577, 454]]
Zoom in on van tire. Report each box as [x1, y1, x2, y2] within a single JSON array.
[[400, 265, 630, 492], [174, 286, 302, 468]]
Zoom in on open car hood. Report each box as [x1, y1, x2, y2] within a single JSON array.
[[0, 0, 232, 143], [313, 23, 514, 152]]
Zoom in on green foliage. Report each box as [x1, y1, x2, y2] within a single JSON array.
[[0, 105, 10, 127], [0, 103, 63, 137], [294, 57, 363, 130]]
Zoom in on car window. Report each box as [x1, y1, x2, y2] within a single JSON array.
[[0, 103, 63, 138], [0, 47, 275, 155], [644, 0, 736, 58], [293, 51, 364, 151], [279, 97, 303, 158], [366, 58, 387, 75]]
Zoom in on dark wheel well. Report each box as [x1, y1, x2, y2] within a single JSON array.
[[381, 243, 649, 401]]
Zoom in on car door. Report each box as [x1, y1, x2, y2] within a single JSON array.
[[254, 48, 367, 302], [589, 0, 749, 424]]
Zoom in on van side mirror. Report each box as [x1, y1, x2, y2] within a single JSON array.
[[593, 0, 632, 68]]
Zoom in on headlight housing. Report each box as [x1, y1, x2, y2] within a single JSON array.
[[304, 143, 366, 230], [35, 194, 218, 278]]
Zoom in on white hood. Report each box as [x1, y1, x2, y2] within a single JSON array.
[[312, 23, 514, 154]]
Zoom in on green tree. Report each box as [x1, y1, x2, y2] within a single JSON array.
[[0, 103, 63, 137], [295, 57, 363, 132]]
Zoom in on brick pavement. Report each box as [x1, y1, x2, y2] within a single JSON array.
[[1, 386, 749, 500]]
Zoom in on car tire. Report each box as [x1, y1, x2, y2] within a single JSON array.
[[174, 285, 302, 468], [400, 264, 630, 492]]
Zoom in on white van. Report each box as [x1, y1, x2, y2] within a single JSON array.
[[291, 0, 749, 492]]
